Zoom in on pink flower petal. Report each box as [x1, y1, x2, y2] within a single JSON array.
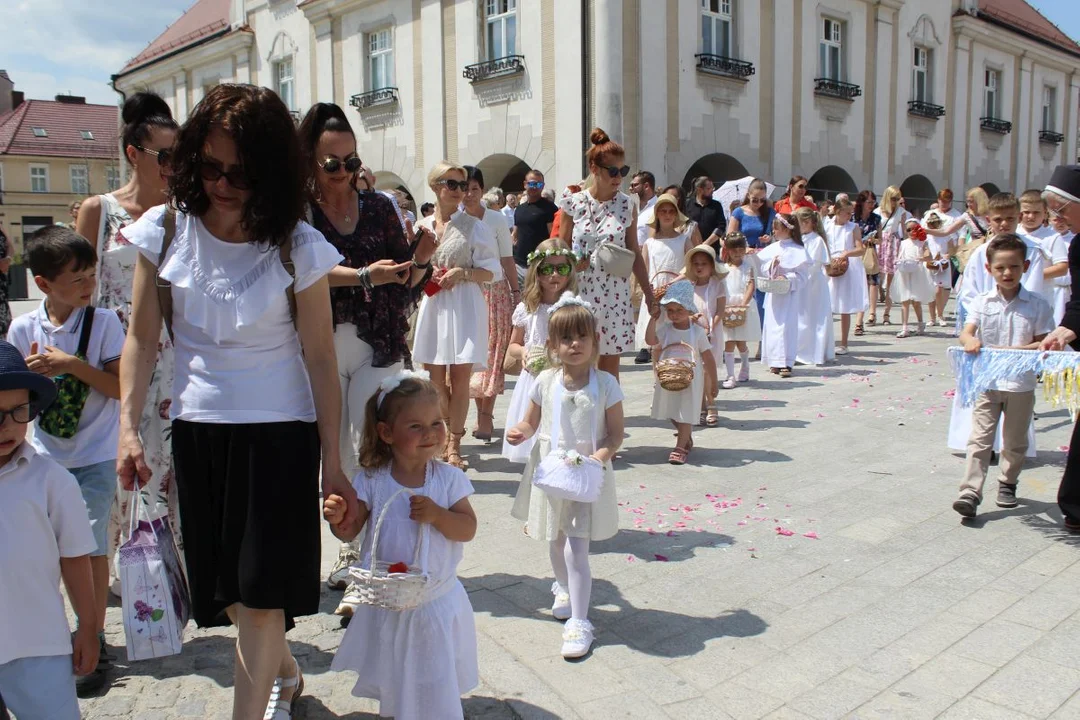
[[775, 526, 795, 536], [654, 554, 669, 562], [803, 531, 819, 539], [626, 555, 636, 562], [943, 389, 956, 398]]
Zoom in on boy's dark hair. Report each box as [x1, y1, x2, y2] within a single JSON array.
[[986, 232, 1027, 262], [987, 192, 1021, 214], [26, 226, 97, 280]]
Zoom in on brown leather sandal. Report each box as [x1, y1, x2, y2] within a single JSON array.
[[446, 430, 469, 470]]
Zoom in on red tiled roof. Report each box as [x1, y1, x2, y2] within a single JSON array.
[[0, 100, 119, 159], [976, 0, 1080, 58], [117, 0, 232, 76]]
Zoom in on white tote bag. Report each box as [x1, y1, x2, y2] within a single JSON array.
[[531, 370, 605, 503]]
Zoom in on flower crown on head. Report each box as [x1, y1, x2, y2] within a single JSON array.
[[376, 369, 431, 409], [548, 292, 596, 316], [527, 247, 579, 266], [774, 214, 794, 230]]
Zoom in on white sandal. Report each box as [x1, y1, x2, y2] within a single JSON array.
[[264, 657, 304, 720]]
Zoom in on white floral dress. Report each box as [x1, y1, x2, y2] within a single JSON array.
[[96, 194, 182, 569], [559, 189, 636, 355]]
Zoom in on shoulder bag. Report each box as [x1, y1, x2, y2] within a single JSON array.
[[586, 196, 636, 278], [38, 308, 96, 439]]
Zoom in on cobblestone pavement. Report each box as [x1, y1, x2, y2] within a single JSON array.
[[76, 315, 1080, 719]]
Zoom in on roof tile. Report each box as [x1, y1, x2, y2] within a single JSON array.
[[0, 100, 118, 160], [977, 0, 1080, 57], [118, 0, 232, 75]]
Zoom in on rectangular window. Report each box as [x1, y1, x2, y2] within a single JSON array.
[[912, 46, 929, 103], [701, 0, 733, 58], [80, 130, 94, 140], [1042, 86, 1056, 131], [31, 127, 47, 137], [69, 165, 88, 195], [273, 57, 294, 110], [485, 0, 517, 60], [30, 165, 48, 193], [819, 18, 843, 81], [369, 29, 394, 90], [106, 166, 120, 191], [984, 69, 1000, 118]]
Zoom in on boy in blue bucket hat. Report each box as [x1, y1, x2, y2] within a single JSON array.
[[0, 340, 98, 720]]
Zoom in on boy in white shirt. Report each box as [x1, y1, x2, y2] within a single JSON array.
[[0, 340, 98, 719], [1018, 189, 1069, 289], [954, 234, 1054, 518], [6, 226, 125, 696]]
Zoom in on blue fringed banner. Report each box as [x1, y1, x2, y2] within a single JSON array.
[[947, 347, 1080, 411]]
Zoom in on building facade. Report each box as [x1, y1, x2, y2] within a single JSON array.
[[113, 0, 1080, 211]]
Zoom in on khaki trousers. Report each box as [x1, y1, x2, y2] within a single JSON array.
[[960, 389, 1036, 498]]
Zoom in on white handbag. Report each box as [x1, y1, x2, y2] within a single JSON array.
[[583, 196, 636, 278], [531, 370, 605, 503]]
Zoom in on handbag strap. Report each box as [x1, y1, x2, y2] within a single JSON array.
[[969, 214, 986, 238], [77, 307, 95, 358], [547, 369, 599, 455]]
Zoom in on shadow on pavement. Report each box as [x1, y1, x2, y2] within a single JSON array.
[[296, 694, 563, 719], [718, 418, 810, 431], [593, 527, 736, 562], [617, 445, 793, 468]]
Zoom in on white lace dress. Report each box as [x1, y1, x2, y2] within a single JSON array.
[[500, 302, 551, 463], [331, 461, 478, 720], [412, 213, 502, 367], [651, 323, 711, 424], [826, 221, 869, 313], [721, 258, 761, 343], [511, 369, 623, 540]]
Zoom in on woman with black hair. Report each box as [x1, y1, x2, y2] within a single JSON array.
[[117, 85, 356, 719]]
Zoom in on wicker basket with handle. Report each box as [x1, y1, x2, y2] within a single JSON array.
[[348, 486, 429, 611], [722, 307, 747, 328], [756, 257, 792, 294], [650, 270, 682, 302], [654, 342, 696, 391]]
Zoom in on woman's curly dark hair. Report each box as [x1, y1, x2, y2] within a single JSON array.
[[168, 84, 304, 249]]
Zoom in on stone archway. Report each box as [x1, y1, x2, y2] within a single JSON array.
[[980, 182, 1002, 198], [373, 170, 417, 212], [680, 153, 750, 191], [899, 174, 938, 216], [475, 153, 531, 194], [806, 166, 859, 206]]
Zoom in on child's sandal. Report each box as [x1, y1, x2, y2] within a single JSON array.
[[854, 324, 864, 336], [778, 367, 792, 378], [706, 408, 720, 427], [668, 446, 690, 465]]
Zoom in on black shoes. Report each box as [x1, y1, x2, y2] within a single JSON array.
[[75, 635, 113, 697], [996, 483, 1018, 508], [953, 493, 979, 518], [634, 348, 651, 364]]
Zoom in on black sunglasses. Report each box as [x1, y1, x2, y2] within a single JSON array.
[[438, 179, 468, 191], [538, 262, 573, 277], [600, 164, 631, 179], [136, 145, 172, 168], [0, 403, 33, 425], [199, 161, 252, 191], [320, 155, 362, 174]]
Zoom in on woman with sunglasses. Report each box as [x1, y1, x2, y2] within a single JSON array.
[[558, 128, 657, 381], [412, 162, 502, 469], [774, 176, 818, 215], [76, 92, 180, 614], [118, 85, 356, 719]]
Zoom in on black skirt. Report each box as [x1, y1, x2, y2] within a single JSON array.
[[171, 420, 321, 630]]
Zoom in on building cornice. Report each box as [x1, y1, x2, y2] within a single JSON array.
[[952, 15, 1080, 71], [113, 29, 254, 89], [299, 0, 377, 24]]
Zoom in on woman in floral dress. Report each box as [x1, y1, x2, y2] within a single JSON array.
[[75, 92, 180, 583], [874, 185, 912, 325], [558, 128, 658, 381]]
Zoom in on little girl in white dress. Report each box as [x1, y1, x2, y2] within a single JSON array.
[[721, 233, 761, 387], [890, 219, 936, 338]]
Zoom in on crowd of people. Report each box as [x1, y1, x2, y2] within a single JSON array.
[[1, 81, 1080, 720]]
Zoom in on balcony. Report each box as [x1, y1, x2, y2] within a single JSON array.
[[980, 117, 1012, 135], [814, 78, 862, 101], [908, 100, 945, 119], [694, 54, 755, 81], [463, 55, 525, 84], [1040, 129, 1065, 145], [350, 87, 399, 110]]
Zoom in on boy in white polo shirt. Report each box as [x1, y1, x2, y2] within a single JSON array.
[[954, 233, 1054, 518], [0, 340, 98, 719], [7, 226, 124, 695]]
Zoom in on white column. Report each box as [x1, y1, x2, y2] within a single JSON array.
[[949, 36, 971, 193], [553, 0, 585, 190], [1013, 56, 1033, 191], [771, 0, 795, 182], [173, 72, 189, 122], [234, 50, 251, 85], [871, 4, 896, 192], [420, 0, 446, 199], [1067, 75, 1080, 169], [592, 0, 623, 141], [638, 0, 666, 182], [314, 18, 334, 104]]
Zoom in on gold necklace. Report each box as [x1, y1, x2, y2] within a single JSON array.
[[319, 198, 351, 225]]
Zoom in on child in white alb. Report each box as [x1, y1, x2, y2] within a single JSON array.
[[720, 233, 760, 387], [325, 372, 479, 720], [794, 208, 834, 366], [1048, 212, 1075, 324], [507, 294, 625, 660], [757, 214, 811, 377], [684, 244, 726, 426]]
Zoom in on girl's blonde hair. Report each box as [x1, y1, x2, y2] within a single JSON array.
[[358, 377, 441, 470], [684, 246, 723, 280], [547, 304, 599, 367], [793, 207, 825, 238], [966, 187, 990, 216], [522, 238, 579, 313], [880, 185, 903, 216], [426, 161, 467, 190]]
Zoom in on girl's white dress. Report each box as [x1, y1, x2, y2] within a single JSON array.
[[511, 368, 622, 541], [692, 275, 727, 364], [635, 230, 691, 349], [721, 258, 761, 343], [925, 235, 952, 290], [826, 221, 869, 313], [412, 213, 503, 367], [331, 462, 478, 720], [757, 240, 811, 368], [889, 238, 936, 303], [651, 323, 712, 424], [796, 232, 835, 366], [501, 301, 551, 463]]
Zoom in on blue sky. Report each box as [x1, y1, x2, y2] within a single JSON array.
[[2, 0, 1078, 108]]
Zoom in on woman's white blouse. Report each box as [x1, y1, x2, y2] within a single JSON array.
[[123, 205, 344, 423]]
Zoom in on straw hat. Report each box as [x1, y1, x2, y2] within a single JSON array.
[[648, 193, 690, 232], [683, 243, 728, 279]]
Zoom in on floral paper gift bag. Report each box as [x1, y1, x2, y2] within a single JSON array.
[[120, 513, 190, 661]]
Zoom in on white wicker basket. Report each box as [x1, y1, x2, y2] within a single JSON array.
[[348, 486, 429, 611], [755, 275, 792, 294]]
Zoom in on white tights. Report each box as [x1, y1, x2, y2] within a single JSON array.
[[549, 533, 592, 620]]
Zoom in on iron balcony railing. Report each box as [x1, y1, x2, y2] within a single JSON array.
[[1039, 129, 1065, 145], [814, 78, 862, 101], [463, 55, 525, 83], [694, 54, 755, 80], [980, 117, 1012, 134], [908, 100, 946, 119], [350, 87, 399, 110]]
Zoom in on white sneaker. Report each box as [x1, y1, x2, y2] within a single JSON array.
[[327, 545, 359, 590], [551, 582, 571, 621], [835, 346, 848, 355], [335, 582, 362, 617], [561, 618, 595, 659], [937, 318, 948, 327]]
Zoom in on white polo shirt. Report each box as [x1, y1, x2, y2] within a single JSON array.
[[0, 441, 96, 665], [967, 287, 1054, 392], [7, 305, 124, 468]]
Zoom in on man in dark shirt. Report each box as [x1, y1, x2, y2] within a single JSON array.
[[684, 176, 727, 246], [512, 169, 558, 284]]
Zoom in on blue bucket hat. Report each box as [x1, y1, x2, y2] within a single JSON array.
[[0, 341, 57, 414], [658, 279, 697, 313]]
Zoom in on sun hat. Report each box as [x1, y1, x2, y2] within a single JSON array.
[[648, 193, 690, 232], [657, 279, 697, 313], [0, 341, 57, 414], [683, 243, 727, 279]]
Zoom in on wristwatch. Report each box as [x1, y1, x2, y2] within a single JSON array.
[[412, 258, 431, 270]]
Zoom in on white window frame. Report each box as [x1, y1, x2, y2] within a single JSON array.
[[30, 164, 49, 193], [819, 17, 844, 81], [1042, 86, 1056, 132], [69, 164, 89, 196], [106, 166, 120, 192], [368, 28, 394, 90], [273, 56, 295, 111], [701, 0, 733, 58], [484, 0, 517, 61], [912, 46, 930, 103], [984, 69, 1000, 119]]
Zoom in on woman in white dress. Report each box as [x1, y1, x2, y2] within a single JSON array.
[[793, 208, 834, 366], [757, 214, 812, 376], [821, 199, 868, 354], [74, 92, 179, 598], [634, 193, 699, 349], [558, 127, 658, 381], [412, 162, 502, 469]]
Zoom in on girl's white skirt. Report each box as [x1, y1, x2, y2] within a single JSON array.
[[724, 303, 761, 343], [1054, 284, 1071, 326], [829, 258, 869, 314], [890, 265, 936, 303], [412, 284, 490, 367], [501, 371, 538, 463]]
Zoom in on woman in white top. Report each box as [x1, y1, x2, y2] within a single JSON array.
[[412, 162, 502, 469], [117, 85, 354, 720], [462, 166, 520, 442]]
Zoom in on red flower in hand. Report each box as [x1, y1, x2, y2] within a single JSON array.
[[387, 562, 409, 574], [910, 225, 928, 242]]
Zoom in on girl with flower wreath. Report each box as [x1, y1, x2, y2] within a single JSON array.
[[890, 219, 935, 338], [506, 295, 625, 659]]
